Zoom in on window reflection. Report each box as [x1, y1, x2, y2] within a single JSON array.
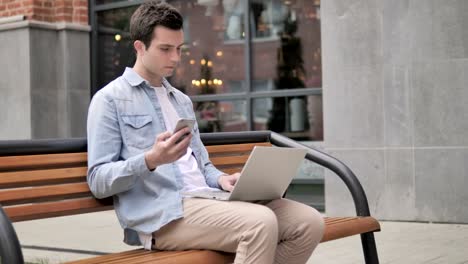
[[195, 100, 247, 132], [251, 0, 322, 139], [252, 0, 322, 89], [169, 0, 246, 96], [253, 95, 323, 140], [223, 0, 245, 40]]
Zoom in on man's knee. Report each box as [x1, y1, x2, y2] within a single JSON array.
[[298, 205, 325, 241], [244, 205, 279, 241]]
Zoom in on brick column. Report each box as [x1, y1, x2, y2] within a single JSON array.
[[0, 0, 88, 25]]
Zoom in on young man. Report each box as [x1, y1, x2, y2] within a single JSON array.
[[87, 1, 324, 263]]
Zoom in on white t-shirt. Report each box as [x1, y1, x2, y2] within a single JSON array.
[[138, 86, 219, 250], [153, 86, 219, 192]]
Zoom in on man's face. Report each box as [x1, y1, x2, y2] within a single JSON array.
[[138, 26, 184, 80]]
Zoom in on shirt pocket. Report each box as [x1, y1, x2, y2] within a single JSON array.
[[121, 114, 154, 149]]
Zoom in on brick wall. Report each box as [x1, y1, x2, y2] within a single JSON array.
[[0, 0, 88, 25]]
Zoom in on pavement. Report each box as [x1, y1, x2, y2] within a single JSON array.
[[12, 211, 468, 264]]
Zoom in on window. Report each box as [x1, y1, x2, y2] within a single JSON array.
[[91, 0, 322, 140]]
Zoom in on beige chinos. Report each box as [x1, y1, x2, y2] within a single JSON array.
[[153, 198, 324, 264]]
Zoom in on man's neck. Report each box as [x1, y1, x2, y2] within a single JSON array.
[[133, 62, 163, 87]]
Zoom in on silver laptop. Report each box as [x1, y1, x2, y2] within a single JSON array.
[[183, 146, 307, 201]]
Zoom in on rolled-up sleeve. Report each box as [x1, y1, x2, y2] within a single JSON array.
[[87, 91, 151, 199]]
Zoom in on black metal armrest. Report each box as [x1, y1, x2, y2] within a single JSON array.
[[270, 132, 371, 216], [0, 205, 24, 264]]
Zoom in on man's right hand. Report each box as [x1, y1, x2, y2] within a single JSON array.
[[144, 127, 192, 170]]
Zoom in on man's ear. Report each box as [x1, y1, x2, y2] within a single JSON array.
[[134, 40, 146, 55]]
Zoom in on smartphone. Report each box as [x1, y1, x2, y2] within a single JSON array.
[[173, 118, 196, 143], [173, 118, 196, 133]]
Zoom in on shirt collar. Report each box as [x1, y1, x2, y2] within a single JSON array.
[[122, 67, 176, 95]]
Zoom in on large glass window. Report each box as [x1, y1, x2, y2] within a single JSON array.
[[92, 0, 322, 140]]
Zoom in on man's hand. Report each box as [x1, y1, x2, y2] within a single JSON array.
[[144, 127, 192, 170], [217, 172, 240, 192]]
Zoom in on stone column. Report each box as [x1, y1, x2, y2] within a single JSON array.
[[0, 0, 90, 139], [322, 0, 468, 223]]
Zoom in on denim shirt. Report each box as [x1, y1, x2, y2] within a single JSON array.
[[87, 68, 224, 246]]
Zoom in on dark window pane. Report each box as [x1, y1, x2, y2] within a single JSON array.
[[194, 100, 247, 133], [253, 95, 323, 140], [251, 0, 322, 90], [95, 0, 129, 5], [96, 7, 138, 89]]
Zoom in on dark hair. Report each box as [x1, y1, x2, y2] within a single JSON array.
[[130, 1, 183, 48]]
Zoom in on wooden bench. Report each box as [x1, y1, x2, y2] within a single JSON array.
[[0, 131, 381, 264]]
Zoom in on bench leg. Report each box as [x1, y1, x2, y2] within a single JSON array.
[[360, 232, 379, 264]]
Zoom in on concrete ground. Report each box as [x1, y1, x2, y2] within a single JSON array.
[[12, 211, 468, 264]]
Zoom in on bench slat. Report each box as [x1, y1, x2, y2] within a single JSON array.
[[4, 197, 112, 222], [0, 167, 87, 188], [0, 182, 91, 206], [65, 249, 234, 264], [220, 167, 242, 175], [321, 217, 380, 242], [210, 155, 249, 166], [0, 152, 87, 171], [66, 249, 152, 264], [206, 142, 271, 154]]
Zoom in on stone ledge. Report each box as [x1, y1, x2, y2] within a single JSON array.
[[0, 18, 90, 32]]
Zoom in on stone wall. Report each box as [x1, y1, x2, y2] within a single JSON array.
[[322, 0, 468, 223]]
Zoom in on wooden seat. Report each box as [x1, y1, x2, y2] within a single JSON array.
[[0, 139, 380, 263], [66, 249, 235, 264]]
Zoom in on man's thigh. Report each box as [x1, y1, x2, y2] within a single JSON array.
[[152, 198, 276, 252], [263, 198, 324, 240]]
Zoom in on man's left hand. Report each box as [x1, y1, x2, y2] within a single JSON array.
[[217, 173, 240, 192]]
